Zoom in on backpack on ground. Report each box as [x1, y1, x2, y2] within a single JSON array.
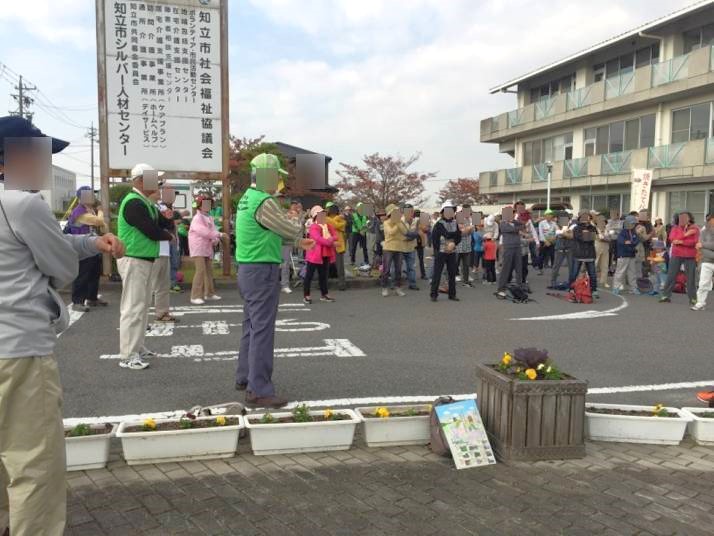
[[570, 274, 593, 304], [636, 277, 653, 294], [497, 284, 530, 303], [429, 396, 455, 457], [673, 271, 687, 294]]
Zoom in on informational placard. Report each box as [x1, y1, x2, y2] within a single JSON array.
[[435, 399, 496, 470], [630, 169, 653, 213], [97, 0, 228, 178]]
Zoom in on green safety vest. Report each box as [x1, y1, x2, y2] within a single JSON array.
[[352, 212, 368, 233], [235, 188, 282, 264], [118, 191, 160, 259]]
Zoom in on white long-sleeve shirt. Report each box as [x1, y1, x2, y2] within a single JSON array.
[[538, 219, 558, 243]]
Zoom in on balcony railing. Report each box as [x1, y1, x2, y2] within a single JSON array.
[[652, 53, 689, 87], [566, 86, 593, 111], [506, 167, 523, 184], [534, 96, 556, 120], [706, 138, 714, 164], [532, 163, 549, 182], [601, 151, 632, 175], [605, 72, 635, 99], [488, 171, 498, 187], [563, 157, 588, 179], [508, 108, 526, 128], [648, 143, 686, 169]]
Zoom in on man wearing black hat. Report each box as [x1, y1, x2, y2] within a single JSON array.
[[0, 116, 124, 536]]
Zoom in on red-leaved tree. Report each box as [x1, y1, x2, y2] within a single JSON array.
[[334, 153, 433, 210], [438, 178, 491, 205]]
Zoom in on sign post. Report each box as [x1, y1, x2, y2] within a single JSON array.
[[630, 168, 653, 213], [96, 0, 230, 275]]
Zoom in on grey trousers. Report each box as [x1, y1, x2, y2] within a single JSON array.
[[236, 264, 281, 397], [280, 245, 292, 289], [497, 248, 522, 291], [662, 257, 697, 301], [335, 252, 346, 290], [551, 249, 572, 287]]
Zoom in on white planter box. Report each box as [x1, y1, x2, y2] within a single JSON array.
[[355, 405, 431, 447], [116, 416, 243, 465], [245, 409, 359, 455], [585, 403, 691, 445], [65, 424, 116, 471], [681, 407, 714, 445]]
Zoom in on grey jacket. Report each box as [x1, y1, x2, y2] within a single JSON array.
[[499, 220, 524, 249], [700, 225, 714, 263], [0, 190, 100, 358]]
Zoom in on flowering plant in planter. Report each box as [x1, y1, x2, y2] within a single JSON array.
[[125, 413, 237, 433], [495, 348, 565, 381], [254, 404, 350, 425]]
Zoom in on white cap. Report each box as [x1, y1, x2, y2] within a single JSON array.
[[441, 200, 455, 211], [130, 163, 165, 179]]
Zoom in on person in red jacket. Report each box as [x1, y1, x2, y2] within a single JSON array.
[[659, 211, 699, 304]]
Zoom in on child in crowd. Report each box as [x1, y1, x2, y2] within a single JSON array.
[[482, 233, 497, 284], [647, 240, 667, 295], [471, 226, 484, 280]]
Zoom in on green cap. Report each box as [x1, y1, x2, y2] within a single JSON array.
[[544, 209, 555, 216], [250, 153, 288, 176], [325, 201, 335, 208]]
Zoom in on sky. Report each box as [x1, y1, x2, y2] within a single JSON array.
[[0, 0, 697, 203]]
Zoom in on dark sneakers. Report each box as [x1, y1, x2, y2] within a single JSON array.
[[235, 382, 248, 391], [245, 392, 288, 409]]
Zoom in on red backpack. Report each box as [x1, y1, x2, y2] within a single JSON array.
[[570, 274, 593, 304], [673, 271, 687, 294]]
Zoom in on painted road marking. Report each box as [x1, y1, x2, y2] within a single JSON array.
[[143, 318, 331, 336], [163, 307, 309, 316], [99, 339, 366, 361], [63, 379, 714, 425], [512, 293, 628, 321], [57, 309, 84, 338]]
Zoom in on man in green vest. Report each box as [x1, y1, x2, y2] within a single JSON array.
[[117, 163, 174, 370], [235, 153, 314, 408], [350, 202, 369, 268]]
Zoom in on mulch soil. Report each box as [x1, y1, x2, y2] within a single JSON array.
[[124, 417, 241, 433], [587, 407, 678, 418]]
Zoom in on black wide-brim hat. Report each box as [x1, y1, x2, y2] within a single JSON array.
[[0, 115, 70, 159]]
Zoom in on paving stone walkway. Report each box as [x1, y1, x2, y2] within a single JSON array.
[[63, 434, 714, 536]]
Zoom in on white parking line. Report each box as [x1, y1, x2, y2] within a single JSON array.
[[99, 339, 366, 361], [512, 293, 628, 321], [143, 318, 331, 336], [57, 309, 84, 338]]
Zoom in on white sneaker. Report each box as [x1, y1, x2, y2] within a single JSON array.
[[190, 298, 205, 305], [395, 288, 406, 297], [140, 346, 157, 358], [455, 276, 462, 282], [360, 263, 371, 270], [691, 303, 706, 311], [281, 287, 293, 294], [381, 288, 389, 297], [205, 294, 222, 301], [119, 355, 150, 370]]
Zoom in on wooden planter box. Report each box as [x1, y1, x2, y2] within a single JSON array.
[[475, 363, 587, 461]]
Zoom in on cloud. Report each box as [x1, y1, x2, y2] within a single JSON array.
[[0, 0, 93, 50], [236, 0, 693, 203]]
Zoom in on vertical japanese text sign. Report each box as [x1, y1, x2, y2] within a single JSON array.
[[96, 0, 228, 178], [630, 168, 653, 213]]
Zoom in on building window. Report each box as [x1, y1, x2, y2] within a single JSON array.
[[669, 190, 706, 224], [683, 23, 714, 54], [580, 193, 630, 214], [672, 102, 712, 143], [529, 73, 575, 104], [593, 44, 659, 81], [585, 114, 656, 156], [523, 132, 573, 165]]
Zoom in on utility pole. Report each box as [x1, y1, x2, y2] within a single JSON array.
[[11, 75, 37, 122], [86, 123, 98, 191]]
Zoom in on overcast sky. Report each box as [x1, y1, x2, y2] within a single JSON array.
[[0, 0, 696, 202]]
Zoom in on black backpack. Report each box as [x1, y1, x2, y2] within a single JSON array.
[[429, 396, 455, 457], [504, 284, 530, 303]]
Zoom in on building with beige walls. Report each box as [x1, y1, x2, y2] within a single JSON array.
[[479, 0, 714, 223]]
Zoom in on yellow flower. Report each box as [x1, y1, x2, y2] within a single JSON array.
[[501, 353, 512, 366], [143, 418, 156, 430], [525, 368, 538, 381], [323, 409, 334, 419], [375, 407, 390, 418], [653, 404, 665, 416], [215, 415, 227, 426]]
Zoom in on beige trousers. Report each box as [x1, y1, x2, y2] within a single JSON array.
[[151, 256, 170, 316], [594, 240, 610, 287], [190, 257, 215, 300], [0, 356, 66, 536], [117, 257, 154, 359]]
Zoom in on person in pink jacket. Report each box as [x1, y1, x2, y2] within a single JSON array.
[[188, 196, 225, 304], [303, 205, 337, 304], [659, 211, 700, 304]]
